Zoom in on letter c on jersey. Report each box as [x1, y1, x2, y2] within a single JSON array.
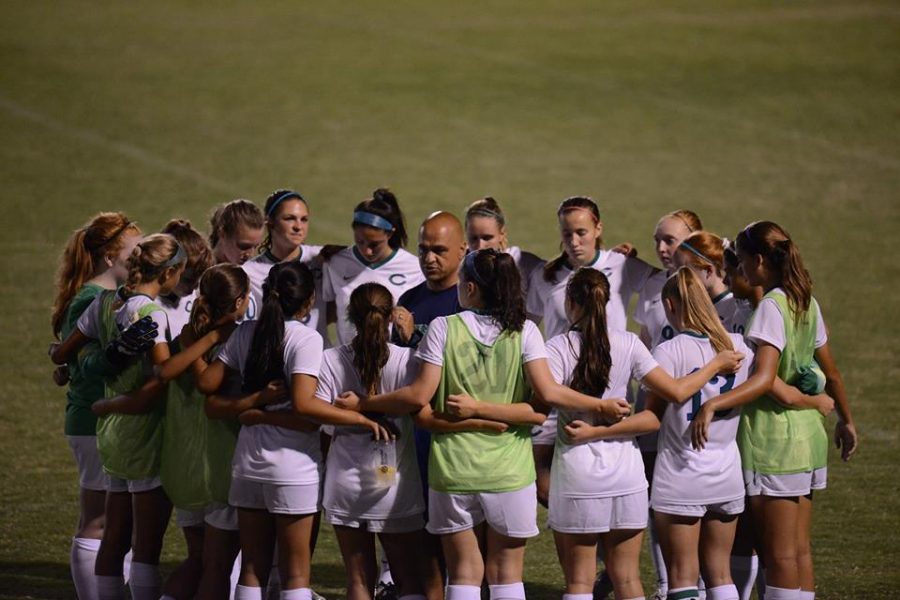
[[389, 274, 408, 286]]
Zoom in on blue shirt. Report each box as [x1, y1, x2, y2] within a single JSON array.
[[393, 281, 462, 349]]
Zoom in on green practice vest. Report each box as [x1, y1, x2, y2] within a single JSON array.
[[95, 290, 165, 480], [738, 291, 829, 474], [428, 315, 536, 493], [160, 341, 239, 509]]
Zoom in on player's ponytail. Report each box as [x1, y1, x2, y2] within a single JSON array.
[[663, 267, 734, 353], [463, 249, 526, 333], [52, 212, 140, 337], [348, 283, 393, 395], [543, 196, 602, 282], [353, 188, 408, 249], [737, 221, 812, 322], [566, 268, 613, 396], [124, 233, 186, 296], [189, 264, 250, 339], [243, 262, 315, 393]]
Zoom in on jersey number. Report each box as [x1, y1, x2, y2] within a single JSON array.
[[686, 369, 736, 421]]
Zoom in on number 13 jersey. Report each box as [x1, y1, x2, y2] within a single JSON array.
[[651, 332, 754, 506]]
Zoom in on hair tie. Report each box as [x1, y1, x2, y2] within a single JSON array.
[[678, 241, 715, 266], [161, 243, 187, 268], [463, 250, 490, 288], [353, 210, 394, 232], [267, 190, 305, 218]]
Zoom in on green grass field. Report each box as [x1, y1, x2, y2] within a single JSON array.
[[1, 1, 899, 598]]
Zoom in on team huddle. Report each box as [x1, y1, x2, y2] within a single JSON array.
[[49, 189, 858, 600]]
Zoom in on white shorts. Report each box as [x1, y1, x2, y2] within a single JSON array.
[[549, 491, 649, 534], [744, 467, 827, 498], [327, 511, 425, 534], [531, 411, 557, 446], [651, 497, 745, 518], [107, 476, 162, 494], [67, 435, 109, 491], [229, 479, 321, 515], [176, 508, 206, 529], [427, 483, 539, 538], [205, 503, 239, 531]]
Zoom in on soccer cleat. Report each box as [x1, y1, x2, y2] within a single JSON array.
[[374, 581, 398, 600], [593, 570, 614, 600]]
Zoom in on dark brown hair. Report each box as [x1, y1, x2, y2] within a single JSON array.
[[566, 268, 612, 396], [348, 283, 394, 395], [737, 221, 812, 321], [462, 249, 526, 332], [353, 188, 408, 249], [189, 264, 250, 338], [161, 219, 214, 293]]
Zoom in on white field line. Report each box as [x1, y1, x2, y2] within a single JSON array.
[[0, 93, 237, 194]]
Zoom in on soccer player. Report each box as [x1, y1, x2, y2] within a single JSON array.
[[50, 212, 141, 599], [464, 197, 542, 297], [209, 199, 266, 265], [322, 188, 424, 345], [691, 222, 858, 600]]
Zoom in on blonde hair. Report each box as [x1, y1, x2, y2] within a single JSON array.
[[52, 213, 141, 337], [662, 267, 733, 353], [124, 233, 185, 295]]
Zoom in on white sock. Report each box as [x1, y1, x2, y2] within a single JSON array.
[[563, 594, 593, 600], [649, 521, 668, 594], [667, 588, 699, 600], [447, 584, 482, 600], [128, 561, 161, 600], [698, 577, 706, 600], [489, 582, 525, 600], [235, 584, 265, 600], [757, 569, 767, 600], [122, 549, 133, 583], [280, 588, 312, 600], [706, 584, 739, 600], [764, 587, 800, 600], [730, 555, 758, 600], [230, 551, 242, 600], [71, 537, 101, 600], [623, 596, 646, 600], [96, 575, 126, 600], [798, 592, 815, 600]]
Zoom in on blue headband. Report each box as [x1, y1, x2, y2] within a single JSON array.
[[161, 243, 187, 268], [266, 190, 305, 218], [463, 251, 489, 288], [679, 241, 715, 266], [353, 211, 394, 232]]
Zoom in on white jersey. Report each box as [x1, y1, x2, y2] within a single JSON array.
[[651, 332, 754, 506], [416, 311, 547, 367], [322, 247, 425, 345], [78, 292, 171, 345], [527, 250, 656, 339], [745, 288, 827, 352], [634, 270, 674, 349], [217, 320, 324, 485], [317, 344, 425, 520], [546, 330, 659, 498], [712, 291, 754, 338], [160, 290, 196, 341], [506, 245, 543, 296], [242, 246, 329, 343]]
